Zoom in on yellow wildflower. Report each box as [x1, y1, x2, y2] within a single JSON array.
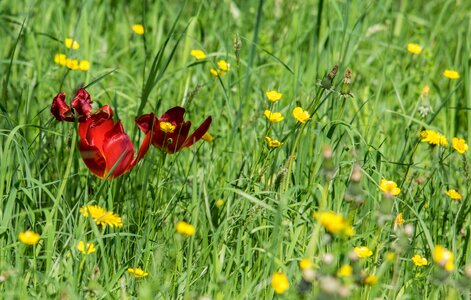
[[421, 85, 430, 96], [202, 132, 214, 142], [452, 137, 468, 154], [446, 189, 462, 201], [395, 213, 404, 226], [176, 221, 196, 236], [210, 68, 221, 76], [210, 60, 230, 76], [354, 246, 373, 258], [385, 252, 396, 261], [266, 90, 283, 102], [315, 211, 354, 236], [80, 205, 123, 228], [18, 230, 40, 245], [65, 58, 79, 70], [215, 199, 224, 208], [337, 264, 352, 277], [443, 69, 460, 79], [128, 267, 149, 278], [65, 38, 79, 50], [132, 24, 145, 35], [433, 245, 454, 272], [363, 274, 378, 285], [190, 49, 207, 60], [292, 107, 310, 123], [420, 130, 448, 146], [54, 53, 67, 66], [407, 43, 422, 55], [77, 241, 96, 255], [265, 136, 283, 148], [271, 272, 289, 294], [217, 60, 230, 72], [299, 259, 312, 270], [160, 121, 176, 133], [264, 110, 284, 123], [79, 60, 90, 71], [411, 254, 428, 266], [379, 179, 401, 196]]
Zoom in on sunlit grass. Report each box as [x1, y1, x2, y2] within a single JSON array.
[[1, 0, 470, 299]]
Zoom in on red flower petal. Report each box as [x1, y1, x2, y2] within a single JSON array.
[[135, 113, 156, 134], [182, 116, 212, 149], [78, 106, 115, 153], [129, 131, 152, 170], [51, 93, 74, 121], [78, 139, 107, 178], [102, 121, 135, 178], [71, 88, 93, 121], [170, 121, 191, 152], [160, 106, 185, 123], [150, 120, 190, 153]]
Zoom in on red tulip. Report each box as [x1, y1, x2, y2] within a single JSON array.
[[135, 106, 211, 153], [51, 88, 93, 122], [78, 105, 152, 179]]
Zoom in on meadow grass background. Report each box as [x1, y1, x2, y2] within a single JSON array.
[[1, 0, 471, 298]]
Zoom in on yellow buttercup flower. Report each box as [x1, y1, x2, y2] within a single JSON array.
[[420, 130, 448, 146], [363, 274, 378, 285], [395, 213, 404, 226], [217, 60, 230, 72], [160, 121, 176, 133], [128, 267, 149, 278], [176, 221, 196, 236], [379, 179, 401, 196], [407, 43, 422, 55], [210, 68, 220, 76], [443, 69, 460, 79], [411, 254, 428, 266], [65, 38, 79, 50], [337, 264, 352, 277], [421, 85, 430, 96], [54, 53, 67, 66], [264, 110, 284, 123], [452, 137, 468, 154], [132, 24, 145, 35], [65, 58, 79, 70], [266, 90, 283, 102], [292, 107, 310, 123], [299, 259, 312, 270], [202, 132, 214, 142], [18, 230, 40, 245], [265, 136, 283, 148], [79, 60, 90, 71], [354, 246, 373, 258], [80, 205, 123, 228], [315, 211, 354, 236], [210, 60, 230, 76], [433, 245, 454, 272], [446, 189, 462, 201], [190, 49, 207, 60], [77, 241, 96, 255], [385, 252, 396, 261], [215, 199, 224, 208], [271, 272, 289, 294]]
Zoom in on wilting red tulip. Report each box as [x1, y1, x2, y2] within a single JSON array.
[[51, 88, 93, 122], [78, 105, 152, 179], [135, 106, 211, 153]]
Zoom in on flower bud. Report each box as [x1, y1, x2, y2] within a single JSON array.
[[340, 68, 353, 97], [320, 64, 339, 90]]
